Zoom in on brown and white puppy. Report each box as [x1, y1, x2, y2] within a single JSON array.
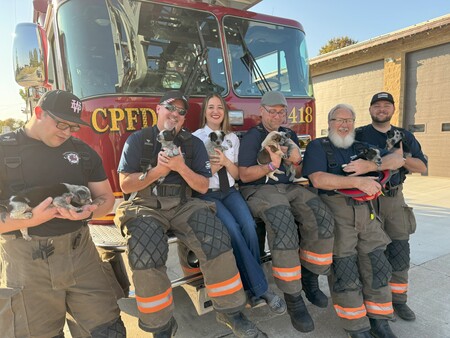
[[7, 183, 92, 240], [257, 131, 288, 182]]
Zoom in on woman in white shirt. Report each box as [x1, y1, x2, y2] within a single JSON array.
[[193, 93, 286, 314]]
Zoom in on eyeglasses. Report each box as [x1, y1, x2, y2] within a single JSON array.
[[262, 105, 287, 117], [330, 118, 355, 125], [46, 112, 80, 132], [163, 104, 187, 116]]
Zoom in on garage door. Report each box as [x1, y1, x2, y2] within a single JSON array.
[[312, 61, 384, 136], [405, 43, 450, 177]]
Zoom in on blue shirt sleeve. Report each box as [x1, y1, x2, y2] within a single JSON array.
[[302, 139, 328, 178], [117, 131, 143, 173]]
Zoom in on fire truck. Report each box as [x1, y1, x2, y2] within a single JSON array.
[[13, 0, 315, 316]]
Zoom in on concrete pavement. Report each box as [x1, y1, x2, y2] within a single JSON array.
[[101, 174, 450, 337]]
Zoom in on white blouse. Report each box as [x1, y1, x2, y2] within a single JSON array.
[[193, 125, 239, 189]]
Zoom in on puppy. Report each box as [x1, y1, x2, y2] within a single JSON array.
[[278, 135, 303, 183], [386, 128, 411, 156], [204, 131, 230, 156], [257, 131, 288, 182], [342, 147, 382, 177], [350, 148, 382, 166], [7, 183, 92, 240], [139, 128, 180, 181]]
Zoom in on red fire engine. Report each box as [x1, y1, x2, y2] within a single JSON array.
[[13, 0, 315, 315]]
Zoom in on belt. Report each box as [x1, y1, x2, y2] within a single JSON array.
[[156, 184, 181, 197], [207, 188, 220, 193]]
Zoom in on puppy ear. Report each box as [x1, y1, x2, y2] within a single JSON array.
[[210, 132, 217, 142], [221, 131, 226, 139]]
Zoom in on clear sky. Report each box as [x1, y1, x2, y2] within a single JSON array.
[[1, 0, 450, 121]]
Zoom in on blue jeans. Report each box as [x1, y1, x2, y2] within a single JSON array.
[[198, 187, 268, 297]]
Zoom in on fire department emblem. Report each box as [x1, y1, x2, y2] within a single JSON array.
[[63, 152, 80, 164]]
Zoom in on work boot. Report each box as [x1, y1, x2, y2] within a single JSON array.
[[346, 329, 372, 338], [152, 317, 178, 338], [369, 318, 397, 338], [260, 288, 287, 315], [216, 311, 268, 338], [284, 293, 314, 332], [393, 302, 416, 321], [301, 266, 328, 308]]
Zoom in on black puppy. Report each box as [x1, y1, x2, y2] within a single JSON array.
[[350, 148, 382, 166], [7, 183, 92, 240]]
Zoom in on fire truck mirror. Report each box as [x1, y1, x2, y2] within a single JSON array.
[[13, 23, 47, 88]]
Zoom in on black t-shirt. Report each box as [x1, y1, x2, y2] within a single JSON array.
[[0, 128, 107, 236]]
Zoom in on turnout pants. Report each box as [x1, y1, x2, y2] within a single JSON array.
[[376, 184, 417, 304], [115, 195, 246, 332], [240, 184, 334, 295], [321, 195, 394, 333], [0, 226, 122, 338]]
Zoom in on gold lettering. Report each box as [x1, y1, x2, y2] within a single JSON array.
[[287, 106, 298, 123], [124, 108, 139, 131], [91, 108, 109, 133], [141, 108, 157, 128], [109, 108, 125, 132]]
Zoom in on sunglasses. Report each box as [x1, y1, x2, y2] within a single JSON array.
[[46, 112, 81, 132], [163, 104, 187, 116]]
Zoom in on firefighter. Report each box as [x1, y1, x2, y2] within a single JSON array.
[[302, 103, 404, 338], [114, 91, 267, 338], [238, 91, 334, 333], [0, 90, 126, 337], [355, 92, 428, 321]]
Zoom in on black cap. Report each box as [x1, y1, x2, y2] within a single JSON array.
[[159, 90, 189, 109], [38, 90, 89, 126], [370, 92, 395, 105]]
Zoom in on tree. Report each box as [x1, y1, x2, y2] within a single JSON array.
[[319, 36, 358, 55], [0, 118, 25, 132]]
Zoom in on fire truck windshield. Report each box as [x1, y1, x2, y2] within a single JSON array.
[[56, 0, 311, 100]]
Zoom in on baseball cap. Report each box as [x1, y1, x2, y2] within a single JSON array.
[[159, 90, 189, 109], [38, 90, 89, 126], [261, 91, 287, 107], [370, 92, 395, 105]]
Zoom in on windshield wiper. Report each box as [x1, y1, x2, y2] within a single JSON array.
[[184, 21, 224, 97], [236, 26, 271, 95]]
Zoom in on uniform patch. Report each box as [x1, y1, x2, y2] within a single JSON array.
[[63, 151, 80, 164]]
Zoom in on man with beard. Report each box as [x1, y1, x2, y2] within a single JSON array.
[[302, 103, 404, 338], [355, 92, 427, 321], [114, 91, 267, 338]]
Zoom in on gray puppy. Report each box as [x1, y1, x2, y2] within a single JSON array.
[[7, 183, 92, 240]]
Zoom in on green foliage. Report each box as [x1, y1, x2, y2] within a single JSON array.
[[319, 36, 358, 55], [0, 118, 25, 131]]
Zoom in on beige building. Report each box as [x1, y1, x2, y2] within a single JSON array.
[[310, 14, 450, 177]]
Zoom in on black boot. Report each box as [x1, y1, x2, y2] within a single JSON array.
[[369, 318, 397, 338], [284, 293, 314, 332], [301, 266, 328, 308], [346, 329, 372, 338], [150, 317, 178, 338], [216, 311, 268, 338], [393, 302, 416, 321]]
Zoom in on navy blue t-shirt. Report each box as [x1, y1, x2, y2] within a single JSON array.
[[118, 127, 211, 183], [238, 124, 300, 186], [355, 125, 427, 185], [302, 137, 387, 194]]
